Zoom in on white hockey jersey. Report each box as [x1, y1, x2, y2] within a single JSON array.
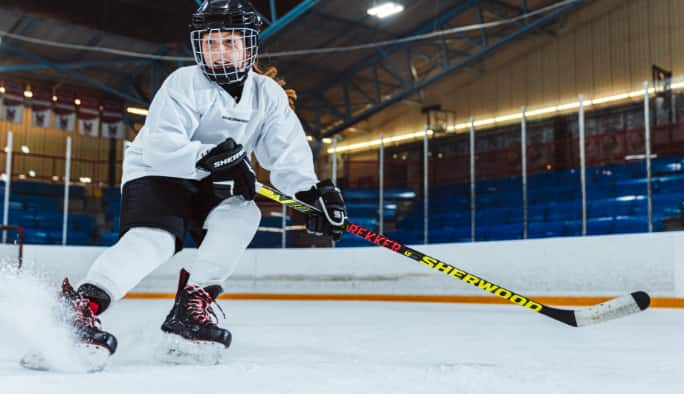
[[122, 65, 318, 196]]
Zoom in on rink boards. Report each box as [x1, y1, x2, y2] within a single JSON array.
[[10, 231, 684, 307]]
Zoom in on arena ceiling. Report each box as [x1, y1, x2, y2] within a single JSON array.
[[0, 0, 586, 140]]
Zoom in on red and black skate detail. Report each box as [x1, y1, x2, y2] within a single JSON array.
[[160, 269, 231, 348], [61, 279, 118, 355]]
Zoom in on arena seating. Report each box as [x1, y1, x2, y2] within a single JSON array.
[[338, 157, 684, 246], [12, 157, 684, 248], [0, 181, 92, 245]]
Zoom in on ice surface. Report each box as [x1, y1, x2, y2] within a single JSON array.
[[0, 298, 681, 394]]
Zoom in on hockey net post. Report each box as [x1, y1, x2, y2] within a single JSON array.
[[0, 225, 24, 269]]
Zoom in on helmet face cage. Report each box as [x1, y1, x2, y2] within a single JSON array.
[[190, 27, 259, 85]]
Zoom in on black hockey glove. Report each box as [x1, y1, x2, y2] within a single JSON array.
[[295, 179, 347, 241], [196, 137, 256, 201]]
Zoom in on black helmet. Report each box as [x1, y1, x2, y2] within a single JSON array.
[[190, 0, 263, 85], [191, 0, 263, 31]]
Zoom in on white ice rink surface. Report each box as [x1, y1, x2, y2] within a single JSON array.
[[0, 299, 682, 394]]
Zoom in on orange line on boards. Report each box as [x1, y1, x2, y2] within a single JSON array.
[[123, 293, 684, 308]]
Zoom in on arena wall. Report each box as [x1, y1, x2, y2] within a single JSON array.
[[9, 231, 684, 307]]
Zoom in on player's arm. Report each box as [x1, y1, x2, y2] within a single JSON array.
[[140, 77, 214, 178], [254, 86, 347, 240]]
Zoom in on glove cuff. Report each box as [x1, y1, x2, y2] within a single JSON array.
[[295, 185, 318, 205]]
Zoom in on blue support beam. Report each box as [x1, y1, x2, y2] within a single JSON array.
[[0, 60, 150, 73], [307, 0, 479, 125], [270, 0, 277, 23], [2, 43, 147, 106], [320, 0, 585, 137], [261, 0, 319, 42]]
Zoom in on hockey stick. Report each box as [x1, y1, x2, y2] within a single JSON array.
[[255, 182, 650, 327]]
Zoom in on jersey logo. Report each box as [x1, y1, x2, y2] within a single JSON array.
[[222, 116, 249, 123]]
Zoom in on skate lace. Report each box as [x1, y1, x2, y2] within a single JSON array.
[[71, 297, 101, 329], [185, 286, 225, 326], [61, 279, 100, 329]]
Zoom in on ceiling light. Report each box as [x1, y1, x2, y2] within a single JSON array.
[[127, 107, 149, 116], [367, 2, 404, 18], [52, 95, 58, 102], [74, 98, 81, 106], [24, 90, 33, 98]]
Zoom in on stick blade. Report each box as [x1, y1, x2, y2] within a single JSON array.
[[573, 291, 650, 327]]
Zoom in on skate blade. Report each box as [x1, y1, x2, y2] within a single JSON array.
[[20, 342, 111, 373], [154, 333, 225, 366]]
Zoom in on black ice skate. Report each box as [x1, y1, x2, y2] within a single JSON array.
[[21, 279, 117, 372], [157, 268, 231, 365]]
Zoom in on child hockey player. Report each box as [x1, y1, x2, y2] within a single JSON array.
[[28, 0, 346, 369]]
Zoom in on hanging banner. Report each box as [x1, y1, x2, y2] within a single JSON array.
[[1, 80, 25, 124], [101, 121, 123, 139], [56, 112, 76, 131], [53, 91, 76, 132], [31, 88, 52, 128], [32, 108, 50, 128], [4, 102, 24, 124], [101, 100, 125, 139], [78, 97, 100, 137]]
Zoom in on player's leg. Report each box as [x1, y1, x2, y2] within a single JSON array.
[[158, 197, 260, 363], [189, 197, 261, 289], [22, 177, 197, 371]]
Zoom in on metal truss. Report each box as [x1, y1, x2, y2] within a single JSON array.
[[300, 0, 585, 138]]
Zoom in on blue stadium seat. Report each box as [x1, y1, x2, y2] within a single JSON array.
[[384, 230, 424, 245], [527, 205, 547, 222], [335, 235, 372, 247], [528, 221, 564, 238], [615, 178, 649, 196], [343, 188, 377, 201], [100, 231, 119, 246], [589, 198, 635, 218], [546, 202, 582, 221], [482, 223, 522, 241], [654, 174, 684, 193], [23, 229, 51, 245], [612, 216, 649, 234], [249, 231, 282, 248], [477, 208, 511, 225], [384, 188, 416, 200], [651, 158, 684, 176], [586, 217, 615, 235]]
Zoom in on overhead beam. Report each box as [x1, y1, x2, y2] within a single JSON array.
[[320, 0, 585, 137], [306, 0, 480, 131], [261, 0, 319, 41], [0, 59, 150, 73], [2, 43, 147, 105]]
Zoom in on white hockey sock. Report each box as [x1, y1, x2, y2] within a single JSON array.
[[189, 198, 261, 288], [79, 227, 175, 301]]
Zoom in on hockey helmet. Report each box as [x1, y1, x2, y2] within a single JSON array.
[[190, 0, 263, 85]]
